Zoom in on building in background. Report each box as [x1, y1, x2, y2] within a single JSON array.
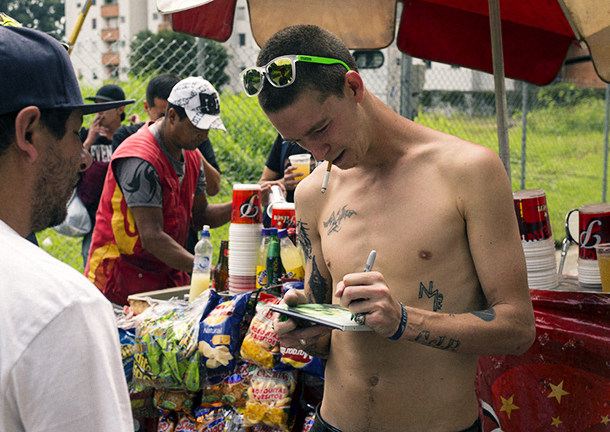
[[65, 0, 170, 82]]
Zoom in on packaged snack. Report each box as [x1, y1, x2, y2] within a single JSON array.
[[154, 388, 196, 414], [175, 413, 197, 432], [157, 410, 178, 432], [243, 367, 297, 431], [134, 293, 213, 392], [199, 291, 252, 374], [194, 406, 226, 431], [240, 293, 282, 370], [275, 344, 325, 380]]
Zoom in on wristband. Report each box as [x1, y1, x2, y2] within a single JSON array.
[[388, 302, 407, 341]]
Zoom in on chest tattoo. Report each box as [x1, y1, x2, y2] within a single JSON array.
[[323, 205, 357, 235], [419, 281, 444, 311]]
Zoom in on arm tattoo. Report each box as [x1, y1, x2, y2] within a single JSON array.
[[415, 331, 461, 352], [297, 219, 312, 261], [323, 205, 357, 235], [470, 308, 496, 322], [308, 256, 330, 304], [418, 281, 443, 311]]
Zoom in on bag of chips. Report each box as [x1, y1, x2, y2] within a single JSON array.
[[198, 291, 252, 374], [243, 367, 297, 431], [133, 293, 212, 392], [240, 293, 282, 370]]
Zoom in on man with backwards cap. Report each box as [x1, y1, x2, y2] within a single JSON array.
[[86, 76, 233, 306], [77, 83, 135, 265], [0, 25, 134, 431]]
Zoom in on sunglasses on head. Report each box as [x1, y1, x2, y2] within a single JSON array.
[[239, 54, 352, 97]]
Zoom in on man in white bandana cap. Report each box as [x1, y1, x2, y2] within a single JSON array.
[[86, 77, 232, 305]]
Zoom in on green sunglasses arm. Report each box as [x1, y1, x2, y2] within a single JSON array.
[[296, 55, 352, 71]]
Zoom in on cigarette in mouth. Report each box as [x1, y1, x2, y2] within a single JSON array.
[[321, 161, 332, 194]]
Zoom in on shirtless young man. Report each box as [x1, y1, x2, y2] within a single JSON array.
[[241, 25, 536, 432]]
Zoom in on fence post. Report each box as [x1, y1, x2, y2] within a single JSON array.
[[602, 84, 610, 203], [400, 53, 413, 120], [197, 38, 206, 77], [520, 83, 529, 190]]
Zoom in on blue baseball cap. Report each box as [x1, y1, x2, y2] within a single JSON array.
[[0, 26, 135, 116]]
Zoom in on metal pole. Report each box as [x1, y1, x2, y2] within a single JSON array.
[[488, 0, 511, 182], [400, 54, 413, 120], [197, 38, 206, 77], [67, 0, 93, 55], [520, 83, 529, 190], [602, 84, 610, 203]]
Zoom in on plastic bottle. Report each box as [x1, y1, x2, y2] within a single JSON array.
[[256, 228, 272, 289], [266, 230, 282, 287], [189, 225, 213, 302], [278, 228, 305, 280], [213, 240, 229, 292]]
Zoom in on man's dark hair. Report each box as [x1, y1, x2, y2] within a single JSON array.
[[0, 108, 73, 157], [147, 73, 181, 108], [257, 25, 358, 114], [166, 102, 188, 121]]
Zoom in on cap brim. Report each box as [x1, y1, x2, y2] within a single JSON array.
[[79, 99, 135, 115]]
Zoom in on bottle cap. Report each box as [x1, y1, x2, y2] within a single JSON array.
[[278, 228, 288, 239], [201, 225, 210, 238], [269, 228, 278, 235], [261, 228, 271, 236]]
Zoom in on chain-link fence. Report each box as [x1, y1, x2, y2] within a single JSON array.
[[40, 31, 610, 272]]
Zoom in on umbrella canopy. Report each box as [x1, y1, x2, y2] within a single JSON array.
[[165, 0, 597, 86]]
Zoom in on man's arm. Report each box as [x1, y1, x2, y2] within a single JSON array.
[[131, 206, 195, 273], [336, 146, 536, 355], [200, 153, 221, 197], [191, 193, 232, 230], [274, 179, 334, 357]]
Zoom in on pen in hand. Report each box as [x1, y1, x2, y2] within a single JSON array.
[[364, 250, 376, 272]]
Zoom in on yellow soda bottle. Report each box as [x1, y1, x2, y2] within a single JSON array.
[[189, 225, 213, 302], [256, 228, 272, 289], [278, 228, 305, 280]]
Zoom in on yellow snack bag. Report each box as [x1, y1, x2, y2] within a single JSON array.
[[243, 367, 297, 432], [240, 293, 281, 370]]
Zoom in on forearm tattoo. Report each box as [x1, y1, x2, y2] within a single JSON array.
[[307, 256, 330, 304], [470, 308, 496, 322], [297, 219, 312, 261], [323, 205, 356, 235], [414, 331, 461, 352]]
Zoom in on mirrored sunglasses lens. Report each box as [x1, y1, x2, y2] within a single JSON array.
[[267, 59, 294, 87], [243, 69, 262, 96]]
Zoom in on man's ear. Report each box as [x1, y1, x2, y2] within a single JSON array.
[[14, 107, 41, 162], [143, 100, 150, 116], [345, 71, 365, 103]]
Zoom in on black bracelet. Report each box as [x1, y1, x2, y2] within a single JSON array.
[[388, 302, 408, 341]]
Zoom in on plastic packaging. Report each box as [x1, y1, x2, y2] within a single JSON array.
[[190, 225, 213, 302], [278, 229, 305, 281], [256, 228, 272, 289]]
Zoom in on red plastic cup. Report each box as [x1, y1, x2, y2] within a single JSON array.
[[231, 184, 262, 224]]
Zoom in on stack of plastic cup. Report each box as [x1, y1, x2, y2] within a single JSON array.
[[513, 189, 558, 290], [228, 184, 263, 294]]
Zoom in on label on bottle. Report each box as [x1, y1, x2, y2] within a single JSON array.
[[194, 255, 211, 272], [256, 265, 267, 289], [284, 265, 304, 280]]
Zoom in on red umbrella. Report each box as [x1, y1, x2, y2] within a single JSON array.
[[168, 0, 578, 86]]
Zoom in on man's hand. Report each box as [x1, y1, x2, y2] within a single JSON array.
[[335, 271, 402, 339], [259, 180, 286, 207], [273, 289, 332, 353], [282, 165, 300, 191], [83, 115, 108, 150]]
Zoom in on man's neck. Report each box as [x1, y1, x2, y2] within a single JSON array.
[[155, 119, 183, 161]]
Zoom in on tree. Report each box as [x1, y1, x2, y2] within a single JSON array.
[[130, 29, 230, 90], [0, 0, 65, 40]]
